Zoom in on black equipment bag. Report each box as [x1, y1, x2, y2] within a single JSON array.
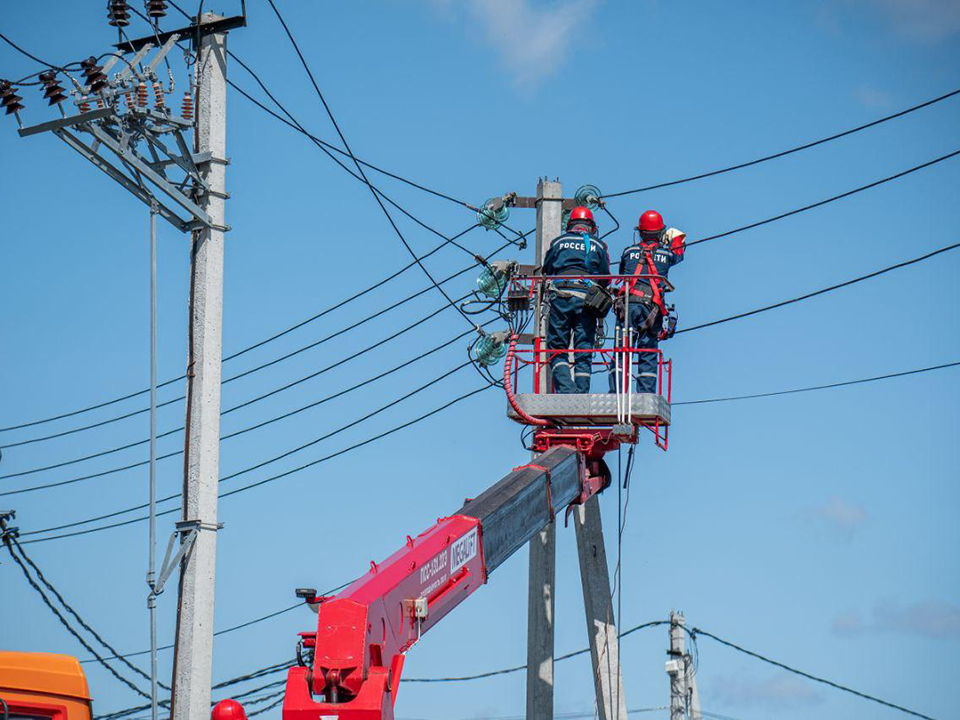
[[583, 284, 612, 318]]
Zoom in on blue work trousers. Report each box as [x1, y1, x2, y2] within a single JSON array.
[[546, 292, 597, 394], [608, 302, 661, 394]]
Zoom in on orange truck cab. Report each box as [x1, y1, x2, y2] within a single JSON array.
[[0, 652, 92, 720]]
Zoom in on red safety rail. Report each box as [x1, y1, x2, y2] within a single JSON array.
[[504, 273, 673, 450]]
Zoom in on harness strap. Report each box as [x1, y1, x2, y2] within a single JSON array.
[[642, 245, 666, 314]]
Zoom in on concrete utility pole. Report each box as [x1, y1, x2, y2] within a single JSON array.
[[574, 497, 627, 719], [667, 610, 700, 720], [170, 15, 229, 720], [526, 178, 562, 720]]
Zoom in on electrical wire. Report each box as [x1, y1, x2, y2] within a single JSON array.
[[1, 296, 500, 494], [7, 533, 171, 688], [0, 240, 514, 475], [80, 579, 354, 665], [96, 660, 296, 719], [673, 359, 960, 406], [15, 140, 942, 442], [263, 0, 477, 329], [402, 620, 669, 682], [21, 354, 954, 542], [0, 223, 492, 436], [677, 240, 960, 334], [19, 361, 474, 537], [19, 384, 494, 544], [600, 87, 960, 198], [2, 535, 151, 699], [0, 29, 81, 78], [687, 148, 960, 248], [164, 0, 480, 214], [692, 627, 935, 719]]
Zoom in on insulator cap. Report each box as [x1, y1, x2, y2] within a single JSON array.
[[478, 197, 509, 230], [80, 56, 108, 93], [39, 70, 68, 105], [0, 79, 25, 115], [180, 91, 193, 120], [574, 184, 602, 210], [107, 0, 131, 26], [147, 0, 168, 18]]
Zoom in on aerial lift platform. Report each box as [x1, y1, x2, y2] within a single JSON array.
[[216, 181, 676, 719]]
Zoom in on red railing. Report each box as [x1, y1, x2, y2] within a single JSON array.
[[503, 274, 674, 450]]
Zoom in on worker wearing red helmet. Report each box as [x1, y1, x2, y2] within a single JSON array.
[[612, 209, 686, 394], [542, 206, 612, 393]]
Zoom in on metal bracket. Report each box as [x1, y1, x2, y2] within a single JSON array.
[[115, 15, 247, 53], [150, 519, 223, 597], [18, 108, 113, 138], [17, 42, 222, 234]]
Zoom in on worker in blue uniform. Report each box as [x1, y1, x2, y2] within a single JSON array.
[[611, 209, 686, 394], [542, 206, 611, 393]]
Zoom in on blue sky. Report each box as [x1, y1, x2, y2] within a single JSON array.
[[1, 1, 959, 718]]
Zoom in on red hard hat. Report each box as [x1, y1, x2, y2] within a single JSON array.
[[212, 699, 248, 720], [568, 206, 595, 229], [638, 210, 665, 234]]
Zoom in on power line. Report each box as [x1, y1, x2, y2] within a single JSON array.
[[19, 361, 474, 537], [1, 298, 497, 494], [18, 353, 958, 543], [79, 579, 354, 666], [14, 144, 947, 453], [687, 148, 960, 247], [96, 659, 297, 720], [166, 0, 482, 215], [397, 708, 674, 720], [12, 143, 945, 443], [403, 620, 669, 682], [692, 627, 936, 719], [2, 533, 150, 699], [19, 384, 493, 544], [673, 359, 959, 406], [0, 222, 510, 436], [678, 240, 960, 333], [263, 0, 478, 329], [219, 51, 533, 251], [0, 240, 513, 474], [0, 29, 79, 75], [601, 87, 960, 198]]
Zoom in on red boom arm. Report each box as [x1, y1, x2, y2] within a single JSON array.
[[279, 445, 605, 719]]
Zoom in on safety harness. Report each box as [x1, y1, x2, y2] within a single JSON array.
[[623, 243, 665, 312]]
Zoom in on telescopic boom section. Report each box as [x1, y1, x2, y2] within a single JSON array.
[[281, 445, 591, 719]]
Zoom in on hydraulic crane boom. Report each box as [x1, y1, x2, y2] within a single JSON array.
[[280, 444, 605, 719]]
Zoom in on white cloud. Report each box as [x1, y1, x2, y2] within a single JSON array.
[[850, 0, 960, 42], [805, 496, 868, 542], [833, 600, 960, 639], [712, 671, 825, 709], [428, 0, 601, 89]]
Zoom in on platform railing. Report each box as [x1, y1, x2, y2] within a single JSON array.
[[505, 273, 674, 449]]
